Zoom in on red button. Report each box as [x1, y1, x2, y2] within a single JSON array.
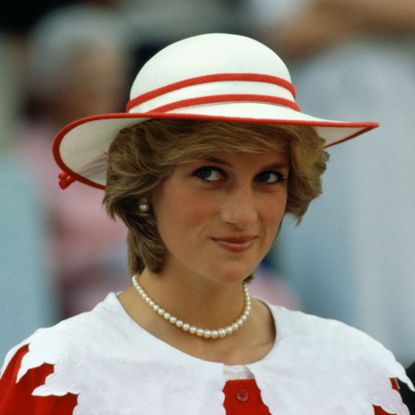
[[236, 389, 249, 402]]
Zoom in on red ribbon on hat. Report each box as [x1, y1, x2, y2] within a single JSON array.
[[58, 172, 76, 189], [126, 73, 298, 113]]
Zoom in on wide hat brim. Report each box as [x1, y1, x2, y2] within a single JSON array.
[[53, 33, 378, 190], [54, 107, 377, 190]]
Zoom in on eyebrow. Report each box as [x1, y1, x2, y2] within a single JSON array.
[[202, 156, 289, 171]]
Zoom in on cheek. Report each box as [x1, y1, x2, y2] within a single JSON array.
[[155, 190, 216, 247], [182, 193, 215, 223], [262, 193, 287, 233]]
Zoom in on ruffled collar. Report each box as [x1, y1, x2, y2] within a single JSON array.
[[2, 293, 413, 415]]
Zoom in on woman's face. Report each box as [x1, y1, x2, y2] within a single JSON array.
[[151, 150, 289, 286]]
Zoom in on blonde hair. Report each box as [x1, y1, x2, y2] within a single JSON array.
[[104, 119, 328, 275]]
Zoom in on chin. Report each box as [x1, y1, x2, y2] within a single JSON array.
[[210, 264, 255, 285]]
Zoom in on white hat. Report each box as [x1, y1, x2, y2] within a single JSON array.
[[53, 33, 378, 190]]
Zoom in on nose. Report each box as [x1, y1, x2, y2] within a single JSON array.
[[220, 186, 258, 228]]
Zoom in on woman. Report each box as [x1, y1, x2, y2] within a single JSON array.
[[0, 33, 413, 415]]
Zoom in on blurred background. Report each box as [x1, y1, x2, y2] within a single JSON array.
[[0, 0, 414, 369]]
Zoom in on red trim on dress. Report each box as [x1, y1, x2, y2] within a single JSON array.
[[373, 379, 402, 414], [0, 345, 77, 415], [126, 73, 297, 112], [223, 378, 271, 415]]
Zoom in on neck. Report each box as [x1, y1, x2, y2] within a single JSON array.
[[136, 267, 247, 330], [118, 268, 276, 364]]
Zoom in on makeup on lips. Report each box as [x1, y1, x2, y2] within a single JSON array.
[[211, 236, 257, 252]]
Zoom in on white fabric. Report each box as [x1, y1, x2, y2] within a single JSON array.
[[1, 293, 413, 415], [224, 365, 254, 380], [129, 33, 292, 97]]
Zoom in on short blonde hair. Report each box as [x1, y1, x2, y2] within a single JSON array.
[[104, 119, 328, 275]]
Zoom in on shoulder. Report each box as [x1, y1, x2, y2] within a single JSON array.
[[251, 302, 414, 414], [0, 293, 132, 413], [265, 302, 414, 388], [1, 293, 121, 387], [269, 302, 391, 349], [0, 344, 77, 414]]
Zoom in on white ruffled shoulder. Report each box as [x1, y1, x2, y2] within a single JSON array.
[[1, 293, 413, 415], [249, 304, 414, 415], [1, 294, 226, 415]]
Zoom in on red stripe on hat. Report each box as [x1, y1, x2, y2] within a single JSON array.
[[149, 94, 300, 113], [126, 73, 297, 112]]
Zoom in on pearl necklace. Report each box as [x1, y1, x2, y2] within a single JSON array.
[[132, 274, 251, 339]]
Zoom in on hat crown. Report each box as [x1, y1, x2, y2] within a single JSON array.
[[130, 33, 292, 99]]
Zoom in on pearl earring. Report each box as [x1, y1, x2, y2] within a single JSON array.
[[138, 198, 150, 213]]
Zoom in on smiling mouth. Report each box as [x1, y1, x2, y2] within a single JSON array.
[[211, 237, 256, 252]]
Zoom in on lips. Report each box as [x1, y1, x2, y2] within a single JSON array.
[[211, 236, 257, 252]]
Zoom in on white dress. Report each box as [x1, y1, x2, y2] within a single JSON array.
[[1, 293, 413, 415]]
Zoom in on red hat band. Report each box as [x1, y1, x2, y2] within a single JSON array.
[[126, 73, 300, 114]]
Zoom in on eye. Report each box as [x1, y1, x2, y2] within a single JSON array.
[[255, 170, 286, 184], [193, 166, 225, 182]]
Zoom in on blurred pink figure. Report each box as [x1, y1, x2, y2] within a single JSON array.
[[14, 5, 132, 317], [249, 264, 300, 309]]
